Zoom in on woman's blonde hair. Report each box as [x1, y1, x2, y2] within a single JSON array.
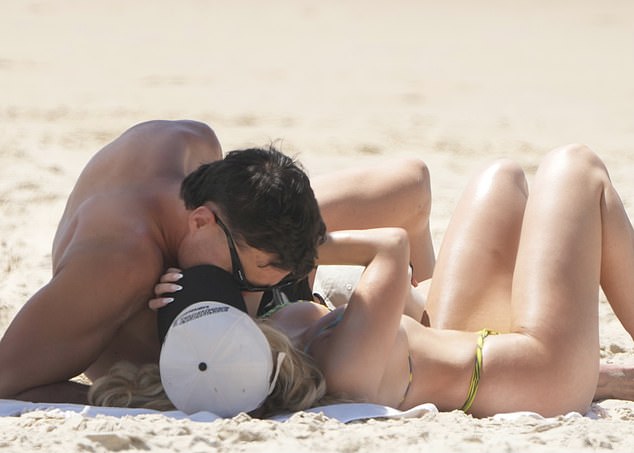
[[88, 321, 328, 416], [88, 361, 173, 411]]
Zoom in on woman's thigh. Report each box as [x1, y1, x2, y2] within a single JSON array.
[[510, 146, 604, 347], [478, 146, 612, 414], [425, 159, 528, 331]]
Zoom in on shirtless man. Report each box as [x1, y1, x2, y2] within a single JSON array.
[[0, 119, 435, 404], [0, 119, 327, 403]]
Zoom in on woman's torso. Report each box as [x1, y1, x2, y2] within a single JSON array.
[[268, 302, 427, 409]]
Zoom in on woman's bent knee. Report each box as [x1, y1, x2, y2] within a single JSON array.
[[545, 144, 606, 173], [538, 144, 610, 193], [475, 159, 528, 198]]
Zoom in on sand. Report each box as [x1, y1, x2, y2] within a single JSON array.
[[1, 1, 634, 451]]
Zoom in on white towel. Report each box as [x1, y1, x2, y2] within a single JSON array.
[[0, 399, 603, 423]]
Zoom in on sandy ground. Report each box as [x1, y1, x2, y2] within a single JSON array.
[[1, 1, 634, 451]]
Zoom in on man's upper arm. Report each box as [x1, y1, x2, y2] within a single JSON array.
[[0, 242, 162, 398]]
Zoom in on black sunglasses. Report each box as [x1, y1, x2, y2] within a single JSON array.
[[214, 213, 297, 293]]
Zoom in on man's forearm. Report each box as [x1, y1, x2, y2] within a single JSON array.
[[12, 380, 90, 405], [595, 363, 634, 401]]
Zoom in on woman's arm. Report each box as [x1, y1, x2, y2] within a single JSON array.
[[312, 228, 412, 400], [317, 229, 410, 267], [316, 230, 428, 319]]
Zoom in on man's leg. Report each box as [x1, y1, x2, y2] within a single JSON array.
[[596, 364, 634, 400], [312, 158, 435, 281]]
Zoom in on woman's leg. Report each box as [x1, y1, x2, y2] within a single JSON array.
[[312, 158, 435, 282], [510, 144, 634, 344], [425, 159, 528, 331], [595, 175, 634, 400], [478, 144, 634, 415]]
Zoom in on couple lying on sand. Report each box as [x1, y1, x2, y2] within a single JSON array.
[[1, 120, 633, 417]]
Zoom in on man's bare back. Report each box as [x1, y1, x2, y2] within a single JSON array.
[[0, 120, 222, 401]]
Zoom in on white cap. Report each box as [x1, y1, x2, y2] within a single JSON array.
[[159, 301, 279, 417]]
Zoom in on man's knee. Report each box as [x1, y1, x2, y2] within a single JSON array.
[[390, 157, 429, 184], [394, 157, 431, 217]]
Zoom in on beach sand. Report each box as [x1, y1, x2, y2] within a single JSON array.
[[1, 1, 634, 451]]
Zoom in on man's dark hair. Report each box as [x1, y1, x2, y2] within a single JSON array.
[[181, 145, 326, 278]]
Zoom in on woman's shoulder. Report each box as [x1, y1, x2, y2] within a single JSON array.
[[263, 302, 331, 344]]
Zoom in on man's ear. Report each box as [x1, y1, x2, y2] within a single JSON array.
[[188, 206, 216, 231]]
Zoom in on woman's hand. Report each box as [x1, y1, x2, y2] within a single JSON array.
[[148, 267, 183, 310]]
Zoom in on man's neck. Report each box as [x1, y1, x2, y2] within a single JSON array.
[[154, 195, 190, 268]]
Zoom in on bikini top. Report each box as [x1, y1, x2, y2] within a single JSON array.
[[258, 298, 298, 319], [257, 277, 314, 317], [257, 277, 332, 318], [302, 308, 345, 354]]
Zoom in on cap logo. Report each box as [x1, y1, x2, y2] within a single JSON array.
[[174, 304, 230, 327]]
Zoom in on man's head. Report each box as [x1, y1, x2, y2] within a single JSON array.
[[180, 145, 326, 286]]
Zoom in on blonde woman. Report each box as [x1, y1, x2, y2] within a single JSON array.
[[93, 144, 634, 417], [268, 144, 634, 416]]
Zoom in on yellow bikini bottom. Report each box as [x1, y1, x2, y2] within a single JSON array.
[[460, 329, 499, 412]]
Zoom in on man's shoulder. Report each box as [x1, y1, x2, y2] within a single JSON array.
[[93, 120, 221, 176], [125, 119, 216, 142], [61, 193, 159, 238], [53, 227, 165, 300], [54, 199, 165, 272], [58, 224, 163, 266]]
